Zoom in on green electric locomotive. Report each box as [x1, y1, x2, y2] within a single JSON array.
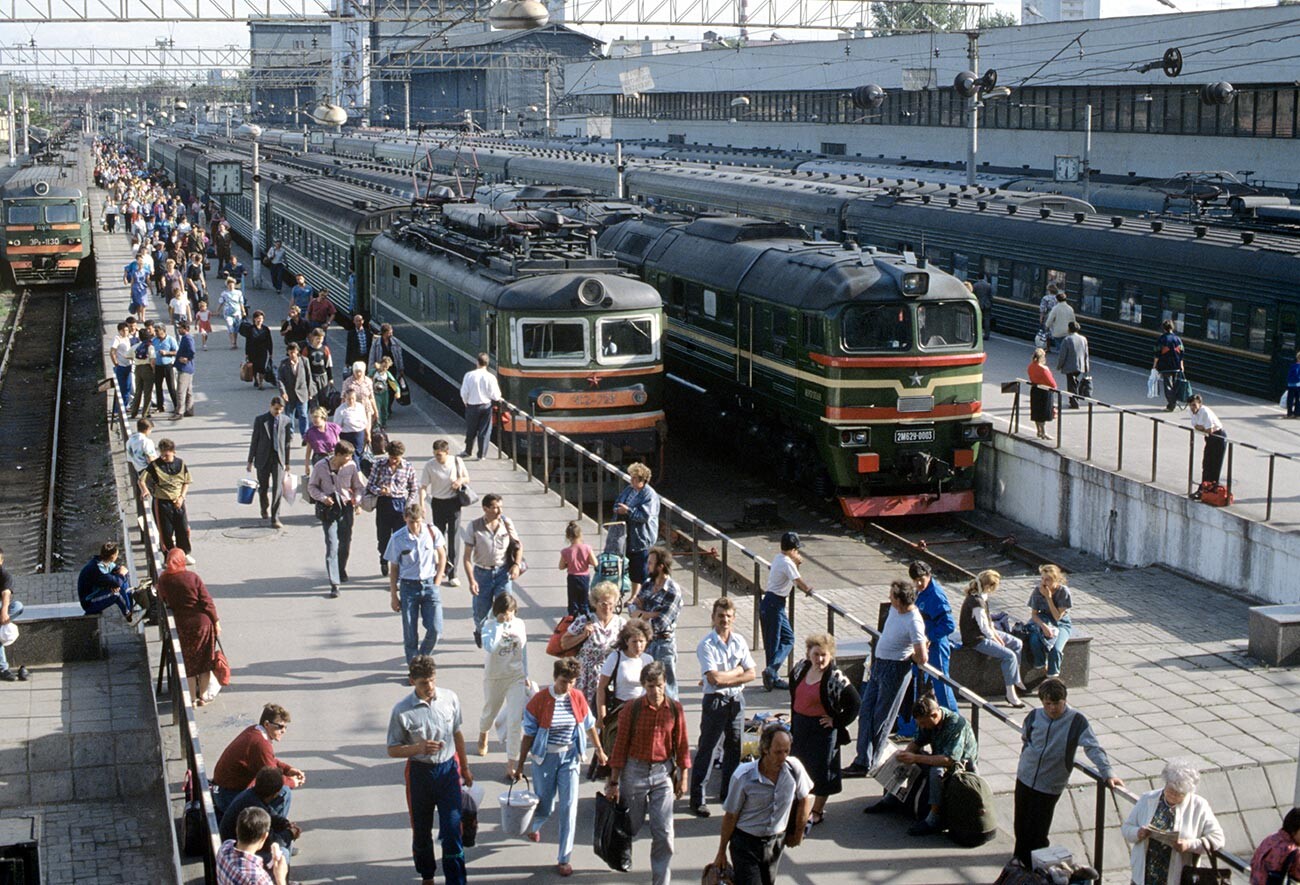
[[1, 165, 92, 285], [598, 215, 992, 517]]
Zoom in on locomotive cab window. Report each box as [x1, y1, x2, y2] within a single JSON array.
[[918, 303, 976, 349], [842, 304, 911, 352], [597, 316, 658, 365], [45, 204, 77, 224], [517, 318, 590, 366], [6, 204, 39, 224]]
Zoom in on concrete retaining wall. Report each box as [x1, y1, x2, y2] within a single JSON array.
[[976, 431, 1300, 604]]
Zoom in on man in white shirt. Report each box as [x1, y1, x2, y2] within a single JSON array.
[[689, 597, 756, 818], [458, 353, 501, 461], [1188, 395, 1228, 497], [110, 321, 135, 416], [125, 417, 159, 479], [761, 532, 812, 691]]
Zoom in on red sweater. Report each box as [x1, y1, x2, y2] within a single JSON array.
[[212, 726, 293, 791]]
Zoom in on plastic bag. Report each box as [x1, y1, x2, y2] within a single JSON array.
[[1281, 391, 1289, 408], [593, 791, 633, 872], [1146, 368, 1160, 399], [281, 472, 298, 505]]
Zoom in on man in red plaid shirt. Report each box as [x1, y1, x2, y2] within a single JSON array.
[[605, 661, 690, 885]]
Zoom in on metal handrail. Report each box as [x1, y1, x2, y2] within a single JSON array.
[[1010, 378, 1298, 522], [489, 397, 1251, 880], [110, 383, 221, 884]]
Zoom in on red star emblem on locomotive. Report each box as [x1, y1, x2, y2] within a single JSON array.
[[587, 373, 602, 388]]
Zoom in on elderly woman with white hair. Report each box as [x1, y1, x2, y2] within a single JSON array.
[[1121, 758, 1225, 885], [341, 360, 379, 427]]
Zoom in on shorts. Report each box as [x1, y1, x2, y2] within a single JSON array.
[[198, 320, 213, 334]]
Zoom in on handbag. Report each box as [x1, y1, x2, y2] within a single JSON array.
[[1180, 854, 1230, 885], [398, 377, 411, 406], [315, 497, 342, 522], [239, 360, 254, 383], [1077, 375, 1093, 399], [180, 770, 206, 857], [360, 493, 378, 513], [212, 639, 232, 687], [454, 457, 478, 507], [593, 791, 633, 873], [546, 614, 582, 657], [701, 862, 735, 885], [506, 534, 529, 577]]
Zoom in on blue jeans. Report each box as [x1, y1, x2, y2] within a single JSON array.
[[646, 635, 678, 700], [689, 693, 744, 807], [0, 600, 22, 670], [852, 657, 913, 770], [405, 758, 465, 885], [321, 507, 355, 586], [530, 749, 581, 864], [969, 632, 1024, 688], [471, 565, 513, 628], [759, 592, 794, 680], [1028, 617, 1072, 676], [400, 578, 443, 664], [566, 574, 591, 618], [113, 365, 133, 416], [287, 401, 308, 437]]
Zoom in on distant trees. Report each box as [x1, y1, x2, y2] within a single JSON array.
[[869, 2, 1020, 33]]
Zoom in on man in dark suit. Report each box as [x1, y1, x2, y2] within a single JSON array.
[[247, 397, 295, 528], [343, 313, 370, 381]]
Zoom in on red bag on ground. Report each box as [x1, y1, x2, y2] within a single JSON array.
[[1199, 482, 1234, 507]]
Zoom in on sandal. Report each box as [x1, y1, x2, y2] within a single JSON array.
[[809, 811, 825, 827]]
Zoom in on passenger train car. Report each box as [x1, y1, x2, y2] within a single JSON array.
[[599, 215, 990, 516], [371, 216, 667, 466], [1, 165, 92, 285]]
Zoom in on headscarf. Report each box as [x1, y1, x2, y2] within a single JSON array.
[[163, 547, 188, 575]]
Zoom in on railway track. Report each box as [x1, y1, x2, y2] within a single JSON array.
[[0, 289, 71, 573]]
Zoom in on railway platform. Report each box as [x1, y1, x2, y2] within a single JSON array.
[[82, 181, 1022, 883]]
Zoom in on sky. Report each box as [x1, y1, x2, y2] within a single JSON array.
[[0, 0, 1280, 78]]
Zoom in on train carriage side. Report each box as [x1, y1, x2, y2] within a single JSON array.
[[844, 195, 1300, 397], [1, 165, 91, 285], [369, 232, 667, 464], [265, 178, 406, 319], [506, 155, 621, 194]]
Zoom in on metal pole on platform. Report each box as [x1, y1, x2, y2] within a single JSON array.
[[6, 88, 15, 165], [965, 31, 979, 188], [252, 137, 263, 289], [404, 77, 411, 135], [21, 92, 30, 156]]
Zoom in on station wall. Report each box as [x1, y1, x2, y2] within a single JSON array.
[[976, 431, 1300, 605]]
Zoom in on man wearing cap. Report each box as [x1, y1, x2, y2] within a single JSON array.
[[760, 532, 813, 691]]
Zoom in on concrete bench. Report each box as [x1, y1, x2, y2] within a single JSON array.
[[950, 633, 1092, 696], [1248, 604, 1300, 666], [14, 602, 105, 664]]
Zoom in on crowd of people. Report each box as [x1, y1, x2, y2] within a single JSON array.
[[23, 137, 1283, 885]]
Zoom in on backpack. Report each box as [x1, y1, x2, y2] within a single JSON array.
[[941, 764, 999, 847]]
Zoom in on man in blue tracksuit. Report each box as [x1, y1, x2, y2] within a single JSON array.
[[77, 542, 139, 620], [1013, 679, 1122, 866], [897, 561, 956, 738]]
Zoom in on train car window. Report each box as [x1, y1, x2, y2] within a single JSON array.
[[702, 288, 718, 319], [1046, 268, 1067, 291], [44, 204, 77, 224], [393, 264, 401, 278], [1276, 89, 1296, 138], [918, 303, 976, 349], [842, 305, 911, 352], [6, 205, 39, 224], [1119, 282, 1145, 325], [1205, 299, 1233, 343], [597, 316, 657, 365], [469, 306, 481, 341], [802, 313, 825, 351], [952, 253, 969, 281], [1080, 276, 1102, 316], [409, 275, 419, 308], [519, 319, 588, 364], [1248, 307, 1268, 353], [982, 259, 1002, 296], [1281, 311, 1298, 353], [1161, 291, 1187, 334], [771, 310, 789, 344], [1011, 263, 1039, 303], [668, 278, 686, 316]]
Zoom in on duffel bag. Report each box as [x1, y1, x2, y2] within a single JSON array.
[[942, 764, 999, 848]]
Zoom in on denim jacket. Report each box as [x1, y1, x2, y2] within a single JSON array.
[[616, 484, 660, 554]]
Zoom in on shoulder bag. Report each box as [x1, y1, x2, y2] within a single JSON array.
[[546, 614, 582, 657], [1180, 854, 1230, 885], [504, 517, 528, 576], [455, 457, 479, 508], [212, 639, 232, 687]]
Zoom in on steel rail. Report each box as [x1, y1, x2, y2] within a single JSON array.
[[42, 292, 69, 574]]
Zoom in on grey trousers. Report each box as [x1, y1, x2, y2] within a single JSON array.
[[623, 759, 675, 885], [175, 372, 194, 415]]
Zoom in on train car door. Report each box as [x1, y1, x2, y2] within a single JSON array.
[[1274, 307, 1298, 391], [737, 298, 753, 386]]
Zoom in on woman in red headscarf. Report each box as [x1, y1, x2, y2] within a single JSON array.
[[156, 547, 222, 704]]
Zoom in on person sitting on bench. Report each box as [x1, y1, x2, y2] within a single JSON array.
[[77, 541, 144, 622]]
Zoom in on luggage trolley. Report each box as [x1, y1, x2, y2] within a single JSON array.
[[597, 521, 634, 612]]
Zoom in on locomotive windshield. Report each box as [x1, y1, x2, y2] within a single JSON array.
[[44, 203, 78, 224], [597, 316, 658, 365], [842, 304, 911, 352], [5, 204, 39, 224], [519, 319, 589, 364], [917, 303, 977, 349]]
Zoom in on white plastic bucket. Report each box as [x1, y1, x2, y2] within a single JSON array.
[[497, 782, 539, 837], [236, 478, 258, 505]]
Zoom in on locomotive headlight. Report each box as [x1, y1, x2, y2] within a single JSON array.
[[576, 278, 606, 306], [839, 428, 870, 447], [961, 421, 993, 442], [901, 272, 929, 296]]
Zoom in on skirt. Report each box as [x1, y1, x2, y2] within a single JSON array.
[[1029, 386, 1056, 424], [791, 710, 841, 797]]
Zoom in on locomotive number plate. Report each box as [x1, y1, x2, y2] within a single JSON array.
[[538, 390, 644, 410], [893, 428, 936, 444]]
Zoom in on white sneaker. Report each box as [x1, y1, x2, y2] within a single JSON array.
[[445, 577, 459, 588], [184, 555, 196, 566]]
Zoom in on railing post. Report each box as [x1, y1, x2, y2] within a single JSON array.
[[1151, 419, 1159, 483], [786, 590, 796, 679], [720, 541, 729, 598], [752, 560, 761, 650], [1187, 429, 1195, 493], [510, 407, 519, 469], [691, 520, 700, 607], [597, 467, 604, 538], [1116, 412, 1125, 473], [577, 453, 584, 512], [526, 406, 535, 481], [1085, 401, 1093, 461], [1226, 441, 1234, 493], [494, 403, 503, 460], [1012, 383, 1021, 435], [1054, 390, 1062, 449], [826, 604, 834, 637], [558, 440, 567, 507], [970, 702, 980, 742], [1266, 454, 1276, 521], [541, 425, 549, 494], [1094, 779, 1108, 879]]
